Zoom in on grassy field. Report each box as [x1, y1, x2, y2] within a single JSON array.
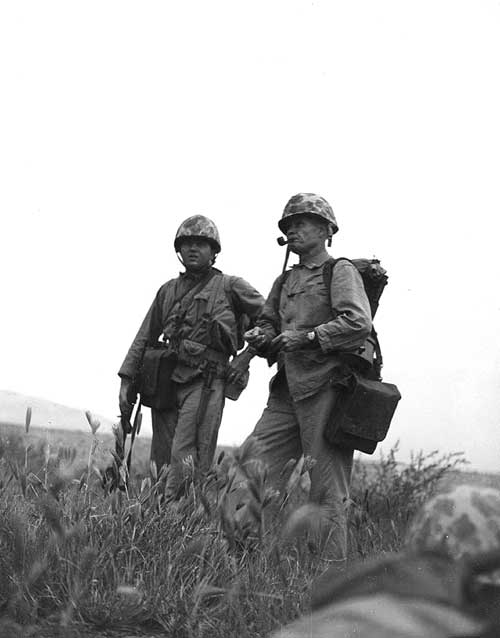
[[0, 416, 498, 637]]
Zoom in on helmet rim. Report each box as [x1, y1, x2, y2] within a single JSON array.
[[174, 215, 221, 253], [279, 193, 338, 236], [278, 211, 339, 235]]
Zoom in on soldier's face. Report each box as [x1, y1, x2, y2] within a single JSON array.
[[286, 216, 327, 254], [179, 238, 216, 271]]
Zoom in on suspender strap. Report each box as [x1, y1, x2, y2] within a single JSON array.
[[204, 273, 224, 317], [175, 269, 218, 319], [168, 269, 219, 341]]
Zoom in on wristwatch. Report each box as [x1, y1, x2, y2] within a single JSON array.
[[306, 330, 317, 343]]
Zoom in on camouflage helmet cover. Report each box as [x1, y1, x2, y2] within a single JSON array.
[[406, 485, 500, 582], [279, 193, 339, 235], [174, 215, 221, 253]]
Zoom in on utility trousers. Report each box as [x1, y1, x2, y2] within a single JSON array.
[[151, 376, 226, 500], [251, 373, 353, 559]]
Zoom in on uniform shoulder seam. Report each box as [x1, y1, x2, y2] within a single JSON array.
[[329, 258, 356, 273], [158, 278, 177, 291]]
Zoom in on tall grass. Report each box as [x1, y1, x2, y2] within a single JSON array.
[[0, 413, 465, 637], [348, 444, 466, 557]]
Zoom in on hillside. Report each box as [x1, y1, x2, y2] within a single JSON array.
[[0, 389, 114, 432], [2, 421, 499, 493]]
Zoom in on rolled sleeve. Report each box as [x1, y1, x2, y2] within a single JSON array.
[[315, 260, 372, 353]]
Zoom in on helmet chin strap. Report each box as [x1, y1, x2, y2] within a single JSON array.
[[175, 251, 217, 271], [327, 222, 334, 247], [176, 252, 186, 267]]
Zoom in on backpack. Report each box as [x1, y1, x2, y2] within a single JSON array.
[[323, 258, 388, 320], [280, 257, 388, 379]]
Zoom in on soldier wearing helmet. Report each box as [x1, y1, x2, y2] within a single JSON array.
[[270, 485, 500, 637], [244, 193, 372, 558], [407, 484, 500, 581], [278, 192, 339, 241], [173, 215, 222, 254], [118, 215, 264, 499]]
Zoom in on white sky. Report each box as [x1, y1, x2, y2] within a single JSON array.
[[1, 1, 500, 471]]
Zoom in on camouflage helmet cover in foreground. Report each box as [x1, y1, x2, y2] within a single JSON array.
[[407, 484, 500, 583]]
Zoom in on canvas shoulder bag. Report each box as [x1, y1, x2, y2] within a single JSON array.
[[318, 257, 401, 454]]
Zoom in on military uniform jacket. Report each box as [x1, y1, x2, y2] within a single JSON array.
[[258, 253, 372, 401], [119, 268, 264, 384]]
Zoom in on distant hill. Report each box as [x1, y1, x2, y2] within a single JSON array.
[[0, 389, 115, 433]]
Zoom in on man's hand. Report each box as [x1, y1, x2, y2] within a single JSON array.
[[244, 327, 272, 351], [271, 330, 309, 352], [119, 378, 136, 420]]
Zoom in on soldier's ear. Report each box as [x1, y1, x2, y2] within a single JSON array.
[[317, 221, 329, 241]]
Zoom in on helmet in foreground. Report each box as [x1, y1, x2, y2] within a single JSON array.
[[406, 484, 500, 582], [174, 215, 221, 253], [279, 193, 339, 236]]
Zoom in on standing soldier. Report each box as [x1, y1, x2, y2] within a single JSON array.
[[245, 193, 372, 558], [118, 215, 264, 500]]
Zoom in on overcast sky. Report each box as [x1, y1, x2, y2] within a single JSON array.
[[1, 1, 499, 471]]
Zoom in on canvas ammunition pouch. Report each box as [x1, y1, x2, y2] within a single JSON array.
[[177, 336, 249, 400], [177, 338, 229, 371], [139, 338, 231, 410], [139, 345, 178, 410], [177, 339, 209, 367], [224, 368, 250, 401], [325, 371, 401, 454]]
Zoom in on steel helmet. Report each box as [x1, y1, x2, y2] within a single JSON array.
[[174, 215, 221, 253], [279, 193, 339, 236], [406, 485, 500, 582]]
